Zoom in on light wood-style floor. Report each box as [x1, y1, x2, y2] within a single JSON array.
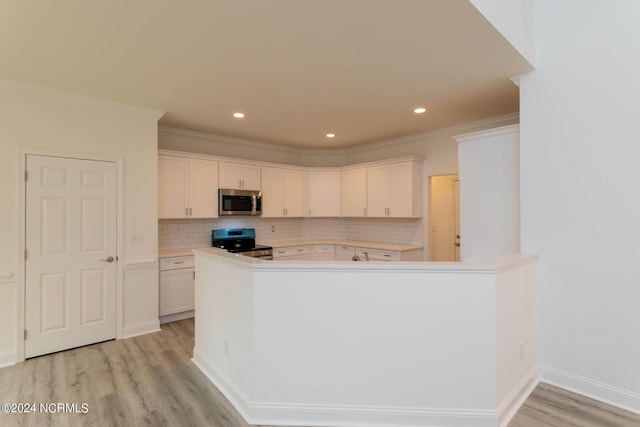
[[1, 319, 638, 427]]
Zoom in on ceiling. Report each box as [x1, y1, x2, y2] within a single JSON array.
[[0, 0, 533, 149]]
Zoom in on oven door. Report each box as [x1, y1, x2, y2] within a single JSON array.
[[218, 189, 262, 216]]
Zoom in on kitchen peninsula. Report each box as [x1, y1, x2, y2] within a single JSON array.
[[191, 248, 538, 427]]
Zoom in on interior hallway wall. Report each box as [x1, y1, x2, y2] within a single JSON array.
[[520, 0, 640, 412], [0, 81, 162, 365]]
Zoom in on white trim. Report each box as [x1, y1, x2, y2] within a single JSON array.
[[0, 79, 164, 120], [160, 113, 519, 160], [124, 257, 158, 270], [346, 113, 520, 154], [452, 124, 520, 144], [159, 126, 300, 154], [192, 347, 498, 427], [159, 310, 194, 324], [192, 347, 253, 421], [540, 365, 640, 415], [122, 320, 161, 339], [18, 148, 125, 361], [0, 351, 16, 368], [497, 366, 539, 427]]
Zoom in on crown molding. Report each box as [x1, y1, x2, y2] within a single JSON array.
[[0, 79, 165, 120], [158, 126, 301, 154], [344, 112, 519, 154], [160, 112, 519, 157], [453, 123, 520, 143]]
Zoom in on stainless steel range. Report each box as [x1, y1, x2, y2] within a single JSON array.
[[211, 228, 273, 260]]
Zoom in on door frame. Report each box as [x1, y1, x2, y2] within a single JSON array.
[[16, 148, 124, 363]]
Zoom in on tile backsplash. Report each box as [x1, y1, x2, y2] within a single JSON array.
[[158, 217, 423, 248]]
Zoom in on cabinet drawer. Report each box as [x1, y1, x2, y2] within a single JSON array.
[[273, 246, 310, 259], [160, 256, 195, 271], [355, 247, 401, 262], [313, 244, 335, 254]]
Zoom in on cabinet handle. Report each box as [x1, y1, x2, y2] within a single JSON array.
[[297, 249, 304, 252], [174, 261, 185, 264], [189, 207, 193, 216], [185, 207, 189, 216], [384, 254, 391, 257]]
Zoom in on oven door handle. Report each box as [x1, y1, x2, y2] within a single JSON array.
[[251, 194, 257, 215]]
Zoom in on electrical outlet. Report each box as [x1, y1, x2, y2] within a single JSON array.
[[271, 225, 276, 232], [129, 234, 144, 245]]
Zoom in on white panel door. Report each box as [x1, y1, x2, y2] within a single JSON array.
[[158, 155, 188, 218], [308, 171, 340, 217], [366, 165, 389, 217], [388, 162, 413, 217], [25, 155, 117, 358], [283, 169, 307, 217], [261, 167, 284, 217]]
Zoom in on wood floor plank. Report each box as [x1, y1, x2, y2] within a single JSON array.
[[2, 318, 640, 427]]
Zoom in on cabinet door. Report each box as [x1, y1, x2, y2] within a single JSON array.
[[159, 268, 195, 316], [219, 162, 243, 189], [158, 155, 188, 218], [335, 245, 356, 260], [387, 162, 413, 217], [308, 171, 340, 217], [188, 159, 219, 218], [261, 167, 284, 217], [241, 165, 261, 190], [284, 169, 307, 217], [367, 165, 389, 217], [341, 168, 367, 217]]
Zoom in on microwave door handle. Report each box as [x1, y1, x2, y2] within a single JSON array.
[[251, 194, 257, 215]]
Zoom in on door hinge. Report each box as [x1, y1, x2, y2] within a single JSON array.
[[24, 329, 27, 340], [24, 170, 28, 181]]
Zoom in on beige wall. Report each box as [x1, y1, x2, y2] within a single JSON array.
[[0, 82, 162, 364]]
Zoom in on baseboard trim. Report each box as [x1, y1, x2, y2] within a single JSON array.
[[192, 347, 253, 422], [0, 350, 16, 368], [122, 320, 160, 339], [540, 365, 640, 415], [497, 366, 539, 427], [160, 310, 195, 324], [192, 347, 499, 427]]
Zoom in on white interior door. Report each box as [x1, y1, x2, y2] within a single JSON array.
[[454, 178, 461, 262], [25, 154, 117, 358], [429, 174, 460, 261]]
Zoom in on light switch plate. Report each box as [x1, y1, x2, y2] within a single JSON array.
[[129, 234, 144, 245]]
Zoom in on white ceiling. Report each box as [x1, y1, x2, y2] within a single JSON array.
[[0, 0, 533, 149]]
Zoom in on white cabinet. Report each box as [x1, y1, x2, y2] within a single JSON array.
[[308, 170, 341, 217], [341, 167, 367, 217], [335, 245, 356, 261], [219, 162, 261, 190], [262, 167, 307, 217], [158, 155, 219, 219], [159, 256, 195, 320], [273, 245, 311, 260], [366, 160, 422, 218], [354, 247, 422, 261], [312, 244, 335, 260]]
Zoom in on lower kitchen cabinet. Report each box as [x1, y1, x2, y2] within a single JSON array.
[[273, 245, 311, 260], [159, 256, 195, 322], [335, 245, 356, 260], [312, 244, 335, 260]]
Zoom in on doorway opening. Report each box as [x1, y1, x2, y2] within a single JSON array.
[[429, 174, 460, 261]]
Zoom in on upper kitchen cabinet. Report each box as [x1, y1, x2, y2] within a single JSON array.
[[159, 154, 219, 218], [262, 166, 307, 217], [367, 159, 422, 218], [219, 161, 261, 190], [308, 170, 340, 217], [341, 167, 368, 217]]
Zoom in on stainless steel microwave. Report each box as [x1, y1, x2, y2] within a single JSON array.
[[218, 189, 262, 216]]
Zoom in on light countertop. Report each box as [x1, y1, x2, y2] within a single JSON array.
[[267, 239, 423, 252]]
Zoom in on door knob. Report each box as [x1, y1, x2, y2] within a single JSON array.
[[454, 243, 460, 247], [100, 256, 115, 263]]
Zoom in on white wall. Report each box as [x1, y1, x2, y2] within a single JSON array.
[[520, 0, 640, 412], [456, 125, 520, 261], [0, 81, 162, 364]]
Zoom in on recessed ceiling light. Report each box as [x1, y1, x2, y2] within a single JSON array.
[[326, 133, 336, 138], [233, 112, 245, 118], [414, 107, 427, 114]]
